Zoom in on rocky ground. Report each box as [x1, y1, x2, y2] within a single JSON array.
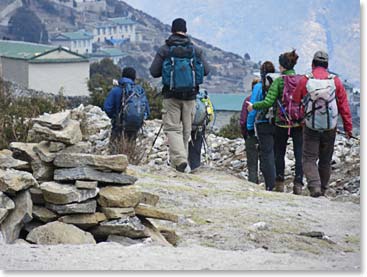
[[0, 164, 361, 270]]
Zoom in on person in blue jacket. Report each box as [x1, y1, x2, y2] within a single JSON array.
[[103, 67, 150, 141], [247, 61, 277, 191], [241, 78, 260, 184]]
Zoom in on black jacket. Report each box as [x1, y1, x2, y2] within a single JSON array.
[[150, 34, 210, 99]]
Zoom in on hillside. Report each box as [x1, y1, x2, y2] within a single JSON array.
[[125, 0, 360, 87], [0, 0, 256, 94]]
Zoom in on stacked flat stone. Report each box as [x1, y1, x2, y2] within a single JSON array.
[[0, 110, 178, 246]]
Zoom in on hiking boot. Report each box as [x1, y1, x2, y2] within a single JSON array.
[[309, 186, 322, 198], [321, 186, 329, 196], [293, 183, 303, 195], [274, 180, 285, 192], [176, 162, 187, 173]]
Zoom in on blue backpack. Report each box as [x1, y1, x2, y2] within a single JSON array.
[[162, 44, 204, 93], [117, 83, 147, 133]]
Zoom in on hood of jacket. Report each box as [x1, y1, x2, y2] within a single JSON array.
[[166, 34, 191, 47], [118, 77, 135, 86]]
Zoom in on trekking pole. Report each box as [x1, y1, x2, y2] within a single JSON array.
[[276, 99, 291, 123], [336, 130, 360, 141], [147, 124, 164, 156]]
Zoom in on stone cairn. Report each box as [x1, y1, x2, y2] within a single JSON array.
[[0, 106, 178, 246]]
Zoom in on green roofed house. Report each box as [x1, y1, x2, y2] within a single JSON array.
[[209, 93, 247, 128], [51, 30, 94, 54], [0, 40, 90, 96], [89, 47, 127, 64]]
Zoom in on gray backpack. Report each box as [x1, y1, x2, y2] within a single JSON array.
[[303, 74, 338, 130]]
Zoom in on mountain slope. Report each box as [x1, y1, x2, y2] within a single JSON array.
[[125, 0, 360, 86], [0, 0, 256, 94]]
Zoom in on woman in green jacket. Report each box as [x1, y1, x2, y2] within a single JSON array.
[[247, 50, 303, 195]]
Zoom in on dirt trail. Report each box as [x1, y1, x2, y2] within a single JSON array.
[[0, 165, 361, 270]]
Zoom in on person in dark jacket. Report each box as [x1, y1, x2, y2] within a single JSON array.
[[104, 67, 150, 141], [294, 51, 353, 197], [240, 79, 260, 184], [150, 18, 210, 173]]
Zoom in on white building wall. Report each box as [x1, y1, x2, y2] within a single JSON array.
[[1, 58, 29, 87], [28, 62, 90, 96], [70, 39, 92, 54], [92, 24, 137, 43]]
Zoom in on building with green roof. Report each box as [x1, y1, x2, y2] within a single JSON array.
[[208, 93, 248, 128], [51, 30, 94, 54], [0, 40, 90, 96], [89, 47, 127, 64]]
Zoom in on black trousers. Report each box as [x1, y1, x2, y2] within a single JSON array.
[[188, 129, 204, 171], [245, 133, 259, 184], [274, 126, 303, 183], [256, 123, 276, 190]]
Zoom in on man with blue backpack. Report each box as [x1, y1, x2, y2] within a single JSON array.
[[104, 67, 150, 142], [150, 18, 210, 173]]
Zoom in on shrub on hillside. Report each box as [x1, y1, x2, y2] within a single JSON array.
[[218, 113, 242, 139], [0, 78, 66, 149]]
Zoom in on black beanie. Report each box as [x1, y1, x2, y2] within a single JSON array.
[[122, 67, 136, 81], [171, 18, 187, 33]]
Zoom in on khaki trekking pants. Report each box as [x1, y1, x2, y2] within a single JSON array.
[[162, 98, 196, 168]]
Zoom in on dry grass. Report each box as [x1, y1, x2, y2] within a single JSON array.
[[109, 132, 151, 165]]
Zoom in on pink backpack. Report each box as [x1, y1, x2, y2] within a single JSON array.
[[277, 75, 304, 125]]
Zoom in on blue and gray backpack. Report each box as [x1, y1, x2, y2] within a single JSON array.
[[162, 44, 204, 93], [117, 83, 147, 133]]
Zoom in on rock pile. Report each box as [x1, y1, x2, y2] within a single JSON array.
[[0, 111, 178, 246]]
